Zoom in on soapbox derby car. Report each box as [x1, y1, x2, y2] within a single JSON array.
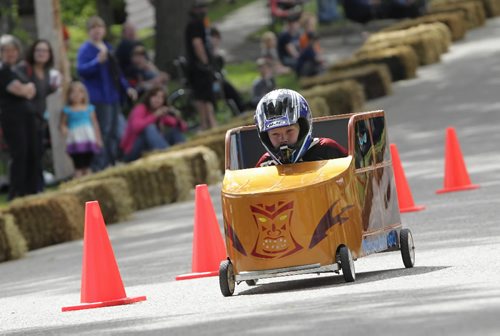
[[218, 110, 415, 296]]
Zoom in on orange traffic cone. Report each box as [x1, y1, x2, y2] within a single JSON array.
[[390, 144, 425, 213], [436, 127, 479, 194], [62, 201, 146, 312], [176, 184, 226, 281]]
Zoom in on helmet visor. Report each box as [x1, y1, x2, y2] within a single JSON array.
[[258, 95, 299, 131]]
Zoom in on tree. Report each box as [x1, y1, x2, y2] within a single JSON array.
[[152, 0, 194, 74]]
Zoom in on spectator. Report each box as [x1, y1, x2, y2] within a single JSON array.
[[277, 16, 301, 70], [185, 1, 217, 130], [19, 39, 61, 191], [115, 21, 138, 74], [251, 58, 276, 108], [126, 43, 169, 96], [269, 0, 304, 25], [296, 14, 325, 77], [297, 32, 325, 77], [260, 31, 290, 75], [209, 27, 245, 113], [59, 81, 102, 178], [77, 16, 137, 171], [317, 0, 341, 23], [0, 35, 39, 200], [120, 87, 187, 162]]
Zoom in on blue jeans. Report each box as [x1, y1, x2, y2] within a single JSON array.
[[317, 0, 340, 23], [92, 103, 122, 171], [123, 125, 187, 162]]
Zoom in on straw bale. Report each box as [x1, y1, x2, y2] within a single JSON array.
[[430, 1, 486, 28], [168, 135, 227, 172], [135, 154, 193, 203], [308, 97, 330, 117], [358, 24, 450, 65], [190, 112, 255, 141], [301, 80, 365, 116], [329, 46, 418, 82], [0, 213, 27, 262], [60, 177, 134, 224], [480, 0, 500, 16], [301, 64, 392, 100], [148, 146, 221, 187], [382, 12, 466, 41], [7, 192, 83, 250]]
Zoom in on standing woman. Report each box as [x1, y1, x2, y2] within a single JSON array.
[[19, 39, 61, 191], [0, 35, 39, 200]]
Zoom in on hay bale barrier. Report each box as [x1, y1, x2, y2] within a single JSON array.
[[148, 146, 221, 187], [301, 64, 392, 100], [168, 134, 227, 172], [382, 12, 467, 41], [6, 193, 84, 250], [358, 23, 452, 66], [301, 80, 365, 116], [0, 213, 27, 262], [135, 154, 193, 203], [308, 97, 330, 117], [430, 0, 486, 29], [330, 46, 418, 82], [60, 177, 134, 224], [481, 0, 500, 16]]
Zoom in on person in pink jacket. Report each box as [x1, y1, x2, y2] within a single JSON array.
[[120, 86, 187, 162]]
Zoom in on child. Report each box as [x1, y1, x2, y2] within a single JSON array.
[[60, 81, 102, 178], [260, 31, 290, 75], [255, 89, 346, 167], [250, 58, 276, 108], [120, 86, 187, 162]]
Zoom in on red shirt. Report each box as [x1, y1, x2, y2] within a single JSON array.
[[256, 137, 347, 167]]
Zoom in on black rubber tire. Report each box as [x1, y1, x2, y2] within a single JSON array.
[[339, 246, 356, 282], [245, 279, 258, 286], [219, 259, 235, 297], [400, 228, 415, 268]]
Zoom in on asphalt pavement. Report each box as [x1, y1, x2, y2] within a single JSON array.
[[1, 11, 500, 336]]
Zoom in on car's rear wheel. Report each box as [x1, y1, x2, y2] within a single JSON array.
[[400, 228, 415, 268]]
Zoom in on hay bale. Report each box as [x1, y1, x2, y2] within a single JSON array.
[[0, 213, 27, 262], [301, 64, 392, 100], [148, 146, 221, 186], [308, 96, 330, 117], [301, 80, 365, 116], [60, 177, 134, 224], [168, 134, 227, 172], [133, 153, 194, 203], [382, 12, 466, 41], [190, 112, 255, 141], [6, 192, 84, 250], [358, 23, 451, 65], [481, 0, 500, 16], [430, 1, 486, 29], [329, 46, 418, 82]]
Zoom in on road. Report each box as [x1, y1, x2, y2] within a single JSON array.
[[1, 17, 500, 336]]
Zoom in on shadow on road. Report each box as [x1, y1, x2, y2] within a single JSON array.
[[238, 266, 449, 296]]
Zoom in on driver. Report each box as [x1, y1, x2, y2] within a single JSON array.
[[255, 89, 347, 167]]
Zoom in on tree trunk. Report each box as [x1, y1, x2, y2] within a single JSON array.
[[96, 0, 114, 29], [153, 0, 194, 74]]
